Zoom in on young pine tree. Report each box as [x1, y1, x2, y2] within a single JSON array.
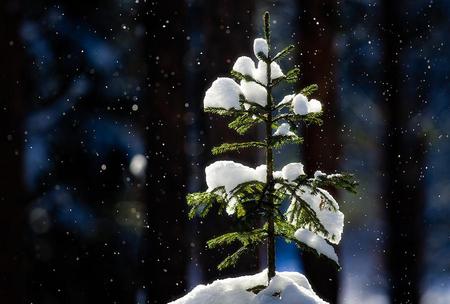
[[187, 12, 357, 286]]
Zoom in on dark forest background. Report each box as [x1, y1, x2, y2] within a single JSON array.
[[0, 0, 449, 303]]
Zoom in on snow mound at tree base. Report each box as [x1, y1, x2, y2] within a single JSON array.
[[169, 269, 328, 304]]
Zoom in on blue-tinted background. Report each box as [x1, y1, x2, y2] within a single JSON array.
[[0, 0, 449, 303]]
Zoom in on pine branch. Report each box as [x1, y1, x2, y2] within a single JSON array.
[[300, 84, 319, 97], [242, 100, 268, 112], [205, 106, 266, 122], [273, 45, 295, 61], [203, 107, 241, 117], [273, 99, 294, 111], [212, 141, 266, 155], [302, 112, 323, 125], [187, 191, 225, 219], [217, 245, 250, 270], [282, 184, 329, 237], [263, 11, 270, 42], [230, 181, 266, 203], [275, 219, 340, 267], [274, 218, 297, 240], [273, 112, 323, 126], [284, 68, 301, 84], [207, 229, 267, 249], [313, 173, 358, 194], [231, 70, 266, 87], [272, 135, 303, 149], [228, 113, 263, 135]]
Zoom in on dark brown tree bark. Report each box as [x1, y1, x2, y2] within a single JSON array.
[[0, 1, 27, 302], [141, 2, 189, 303], [296, 1, 340, 302], [381, 1, 424, 303]]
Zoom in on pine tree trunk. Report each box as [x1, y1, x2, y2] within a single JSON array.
[[265, 57, 276, 282], [296, 1, 340, 302]]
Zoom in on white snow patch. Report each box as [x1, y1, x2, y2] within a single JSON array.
[[278, 94, 295, 106], [226, 197, 239, 215], [253, 60, 284, 85], [308, 99, 322, 113], [233, 58, 284, 86], [267, 61, 284, 80], [273, 123, 296, 137], [204, 78, 242, 110], [294, 228, 339, 264], [327, 173, 343, 179], [292, 94, 309, 115], [281, 163, 305, 182], [292, 94, 323, 115], [253, 38, 268, 58], [232, 56, 255, 77], [314, 171, 343, 181], [169, 269, 328, 304], [313, 170, 327, 179], [240, 80, 267, 107], [205, 161, 266, 195], [287, 186, 343, 244]]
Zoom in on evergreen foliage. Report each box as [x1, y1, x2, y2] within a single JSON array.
[[186, 12, 357, 284]]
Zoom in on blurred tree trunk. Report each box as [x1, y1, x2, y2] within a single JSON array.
[[381, 1, 424, 303], [141, 2, 189, 303], [196, 0, 259, 282], [0, 1, 27, 302], [296, 1, 340, 302]]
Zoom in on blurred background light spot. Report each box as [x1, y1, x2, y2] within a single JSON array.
[[130, 154, 147, 178]]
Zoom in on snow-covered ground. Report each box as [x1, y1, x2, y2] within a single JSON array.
[[170, 269, 328, 304]]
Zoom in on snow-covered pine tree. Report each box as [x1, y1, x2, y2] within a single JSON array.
[[184, 11, 357, 300]]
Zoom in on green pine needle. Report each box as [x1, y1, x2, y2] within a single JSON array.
[[228, 113, 262, 135], [300, 84, 319, 97], [285, 68, 301, 83], [204, 107, 238, 117], [272, 135, 303, 149], [207, 229, 267, 249], [231, 70, 265, 87], [187, 191, 224, 219], [263, 11, 270, 42], [273, 45, 295, 61], [212, 141, 266, 155], [217, 246, 250, 270]]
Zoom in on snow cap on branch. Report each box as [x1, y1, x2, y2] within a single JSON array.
[[232, 56, 256, 77], [281, 162, 305, 182], [253, 61, 284, 85], [292, 94, 322, 115], [232, 57, 284, 85], [288, 186, 343, 244], [313, 170, 327, 179], [294, 228, 338, 264], [273, 123, 295, 137], [204, 78, 242, 110], [278, 94, 295, 106], [205, 161, 266, 195], [253, 38, 268, 59], [308, 99, 322, 113], [240, 80, 267, 107], [292, 94, 309, 115]]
